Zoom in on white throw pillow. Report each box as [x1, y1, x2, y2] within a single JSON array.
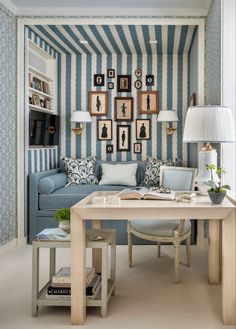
[[99, 163, 138, 186]]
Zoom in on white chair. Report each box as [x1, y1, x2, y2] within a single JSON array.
[[127, 166, 197, 283]]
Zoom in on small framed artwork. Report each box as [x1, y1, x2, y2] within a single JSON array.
[[32, 77, 42, 91], [42, 81, 50, 95], [114, 97, 133, 121], [133, 142, 142, 154], [139, 91, 158, 114], [44, 99, 51, 110], [188, 93, 196, 107], [146, 74, 154, 86], [40, 99, 44, 108], [134, 80, 142, 89], [107, 69, 115, 78], [97, 119, 112, 141], [106, 144, 113, 153], [89, 91, 108, 116], [136, 119, 151, 140], [32, 94, 40, 106], [117, 75, 131, 92], [135, 68, 142, 77], [108, 82, 114, 90], [94, 74, 105, 87], [117, 125, 131, 151]]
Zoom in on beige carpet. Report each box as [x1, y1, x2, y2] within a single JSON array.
[[0, 244, 233, 329]]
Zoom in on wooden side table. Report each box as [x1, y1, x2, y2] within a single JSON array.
[[32, 229, 116, 318]]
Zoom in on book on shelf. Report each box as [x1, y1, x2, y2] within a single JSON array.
[[35, 228, 70, 241], [117, 187, 176, 201], [52, 267, 95, 286]]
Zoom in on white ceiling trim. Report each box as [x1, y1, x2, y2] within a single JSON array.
[[0, 0, 17, 14], [16, 6, 210, 17]]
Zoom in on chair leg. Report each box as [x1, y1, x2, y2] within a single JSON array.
[[174, 239, 180, 283], [186, 234, 191, 267], [127, 222, 133, 267], [157, 242, 161, 258]]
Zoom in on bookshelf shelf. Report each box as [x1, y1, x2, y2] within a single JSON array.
[[29, 104, 53, 113], [29, 87, 54, 99]]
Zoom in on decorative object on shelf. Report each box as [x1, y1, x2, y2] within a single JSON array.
[[117, 75, 131, 92], [188, 93, 196, 107], [28, 73, 32, 86], [176, 192, 196, 203], [133, 142, 142, 154], [70, 111, 92, 135], [106, 145, 113, 153], [55, 208, 70, 233], [40, 99, 44, 108], [89, 91, 108, 116], [32, 77, 42, 91], [32, 94, 40, 106], [135, 68, 142, 77], [204, 164, 230, 204], [44, 99, 51, 110], [134, 80, 142, 89], [146, 74, 154, 86], [97, 119, 113, 141], [114, 97, 133, 121], [42, 81, 50, 95], [183, 105, 235, 194], [29, 96, 32, 104], [107, 69, 115, 78], [157, 109, 179, 135], [117, 125, 131, 151], [136, 119, 151, 140], [138, 91, 158, 114], [108, 82, 114, 89], [94, 74, 105, 87]]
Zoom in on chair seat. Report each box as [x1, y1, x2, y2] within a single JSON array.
[[130, 219, 191, 237]]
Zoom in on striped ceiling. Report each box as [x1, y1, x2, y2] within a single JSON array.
[[28, 25, 197, 55]]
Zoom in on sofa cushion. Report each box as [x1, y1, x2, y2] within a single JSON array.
[[39, 185, 131, 210], [38, 173, 67, 195], [63, 156, 98, 186], [99, 163, 138, 186]]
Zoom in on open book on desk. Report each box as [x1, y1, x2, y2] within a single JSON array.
[[117, 187, 176, 201]]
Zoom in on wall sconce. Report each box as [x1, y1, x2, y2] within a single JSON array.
[[70, 111, 92, 135], [157, 110, 179, 135]]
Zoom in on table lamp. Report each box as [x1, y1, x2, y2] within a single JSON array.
[[183, 105, 235, 193], [70, 111, 92, 135], [157, 109, 179, 135]]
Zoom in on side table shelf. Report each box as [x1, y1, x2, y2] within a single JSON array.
[[32, 229, 116, 318]]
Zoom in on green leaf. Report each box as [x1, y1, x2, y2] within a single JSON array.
[[221, 185, 230, 190]]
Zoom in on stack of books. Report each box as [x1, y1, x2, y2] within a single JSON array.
[[46, 267, 101, 300]]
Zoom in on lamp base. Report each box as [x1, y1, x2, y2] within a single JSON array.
[[72, 127, 82, 135]]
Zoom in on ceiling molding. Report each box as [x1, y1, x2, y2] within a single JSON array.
[[0, 0, 17, 14], [16, 6, 209, 17]]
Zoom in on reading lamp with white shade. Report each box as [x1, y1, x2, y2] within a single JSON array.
[[70, 111, 92, 135], [183, 105, 235, 192], [157, 109, 179, 135]]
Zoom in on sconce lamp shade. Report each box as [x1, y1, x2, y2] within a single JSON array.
[[183, 106, 235, 143], [157, 110, 179, 122], [70, 111, 92, 123]]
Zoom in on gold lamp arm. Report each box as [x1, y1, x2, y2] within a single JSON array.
[[72, 123, 83, 135], [166, 123, 177, 135]]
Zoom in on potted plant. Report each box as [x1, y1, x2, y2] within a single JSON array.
[[204, 164, 230, 204], [55, 208, 70, 232]]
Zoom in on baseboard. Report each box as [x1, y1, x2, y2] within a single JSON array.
[[0, 238, 17, 256], [197, 237, 208, 248], [17, 236, 27, 246]]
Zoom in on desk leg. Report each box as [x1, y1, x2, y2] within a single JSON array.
[[222, 209, 236, 325], [71, 209, 86, 325], [208, 220, 220, 284], [92, 220, 102, 273]]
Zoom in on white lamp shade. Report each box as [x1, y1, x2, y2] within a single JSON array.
[[70, 111, 92, 123], [183, 106, 235, 143], [157, 110, 178, 122]]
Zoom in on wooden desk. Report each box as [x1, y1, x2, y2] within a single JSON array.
[[70, 192, 236, 326]]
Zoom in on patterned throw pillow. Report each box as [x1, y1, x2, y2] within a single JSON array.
[[64, 156, 98, 186], [142, 157, 177, 186]]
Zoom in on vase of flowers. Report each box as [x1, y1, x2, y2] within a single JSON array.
[[204, 164, 230, 204], [55, 208, 70, 232]]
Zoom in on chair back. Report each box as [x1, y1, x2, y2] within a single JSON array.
[[159, 166, 197, 191]]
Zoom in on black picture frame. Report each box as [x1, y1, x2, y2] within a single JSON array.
[[134, 80, 142, 89], [94, 74, 105, 87], [106, 144, 113, 153], [146, 74, 154, 86], [107, 69, 115, 78], [133, 143, 142, 154], [114, 97, 133, 122], [97, 119, 112, 141], [135, 68, 142, 77], [108, 82, 114, 90], [117, 125, 131, 151], [117, 75, 131, 92], [136, 119, 151, 140]]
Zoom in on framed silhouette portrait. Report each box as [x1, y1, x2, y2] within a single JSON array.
[[97, 120, 112, 141], [146, 74, 154, 86], [117, 125, 131, 151], [107, 69, 115, 78], [117, 75, 131, 92], [133, 142, 142, 154], [89, 91, 108, 116], [114, 97, 133, 121], [136, 119, 151, 140], [106, 144, 113, 153], [94, 74, 105, 87], [138, 91, 158, 114]]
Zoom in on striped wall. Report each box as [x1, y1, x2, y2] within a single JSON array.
[[26, 28, 61, 174]]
